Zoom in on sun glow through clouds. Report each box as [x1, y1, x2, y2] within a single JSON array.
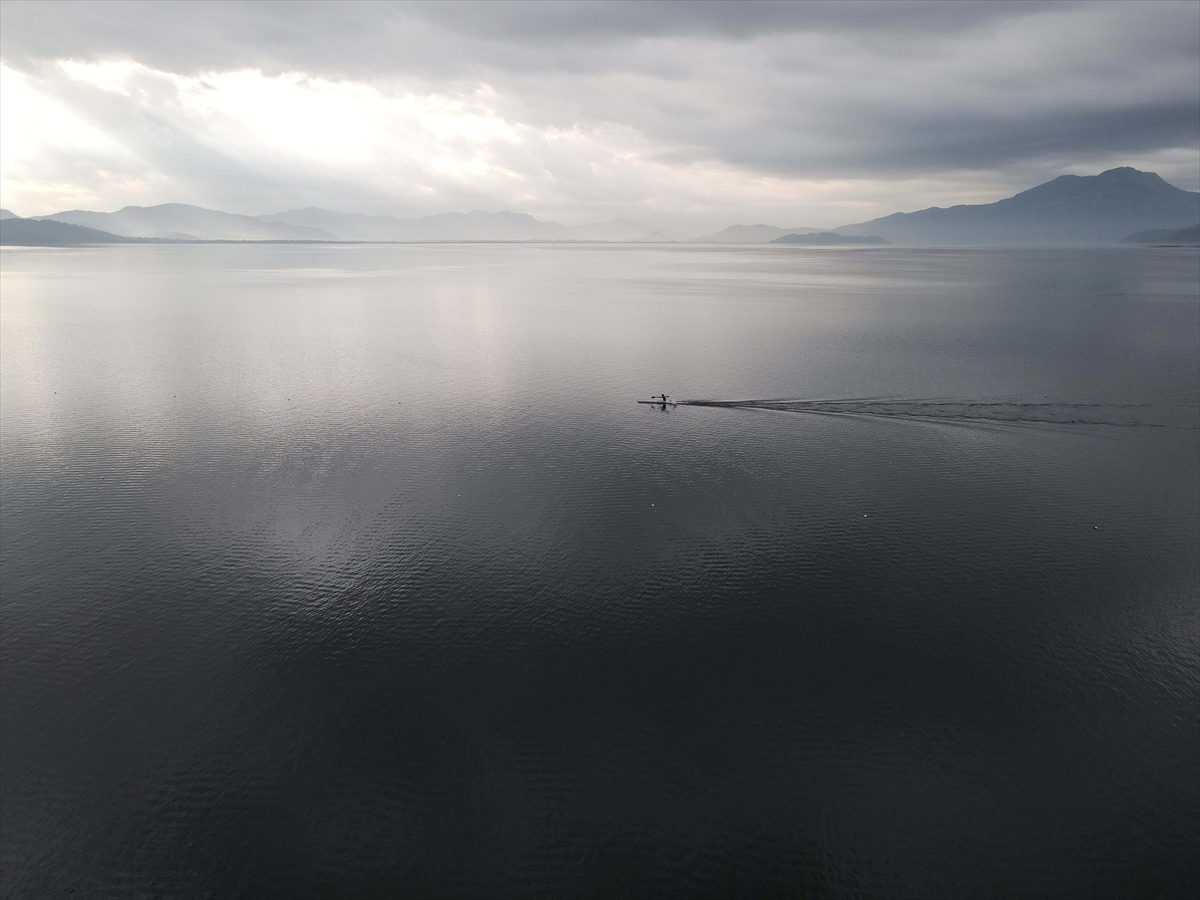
[[1, 0, 1196, 229]]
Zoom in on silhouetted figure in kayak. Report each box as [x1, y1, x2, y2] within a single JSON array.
[[656, 393, 670, 404]]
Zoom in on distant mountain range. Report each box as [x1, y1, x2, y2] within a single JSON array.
[[0, 216, 147, 245], [8, 203, 669, 244], [0, 209, 671, 245], [837, 167, 1200, 245], [33, 203, 332, 241], [3, 168, 1197, 246], [770, 232, 887, 245]]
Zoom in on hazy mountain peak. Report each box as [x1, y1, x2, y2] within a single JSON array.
[[0, 208, 19, 220], [112, 202, 224, 216], [838, 166, 1200, 245], [125, 202, 199, 211], [1097, 166, 1163, 180], [1012, 167, 1182, 206], [33, 202, 335, 241]]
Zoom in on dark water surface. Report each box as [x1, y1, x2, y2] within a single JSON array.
[[2, 244, 1198, 898]]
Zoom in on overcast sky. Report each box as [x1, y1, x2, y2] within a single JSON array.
[[1, 0, 1197, 231]]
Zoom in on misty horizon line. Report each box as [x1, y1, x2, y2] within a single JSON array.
[[7, 199, 865, 234], [5, 165, 1197, 247], [8, 164, 1198, 234]]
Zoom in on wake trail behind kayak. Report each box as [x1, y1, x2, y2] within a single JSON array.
[[673, 398, 1197, 428]]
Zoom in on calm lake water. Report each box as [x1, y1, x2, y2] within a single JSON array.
[[2, 244, 1198, 898]]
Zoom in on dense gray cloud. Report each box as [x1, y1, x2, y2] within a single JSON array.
[[1, 0, 1197, 227], [0, 2, 1088, 75]]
